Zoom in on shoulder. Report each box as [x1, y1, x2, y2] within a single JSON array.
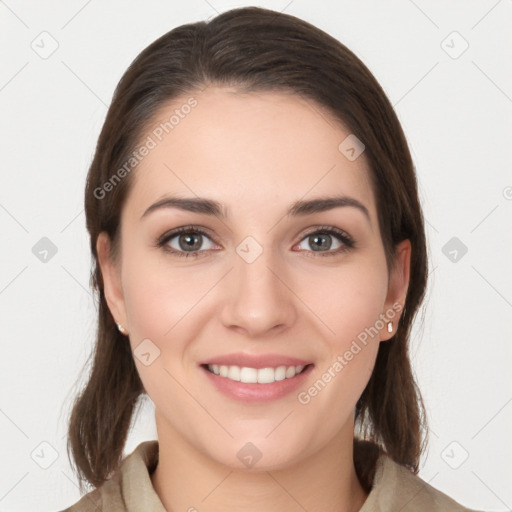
[[58, 478, 123, 512], [58, 471, 127, 512], [60, 440, 162, 512], [362, 451, 483, 512]]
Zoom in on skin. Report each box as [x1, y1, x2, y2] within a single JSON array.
[[97, 86, 410, 512]]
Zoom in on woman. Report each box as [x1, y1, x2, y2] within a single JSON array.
[[62, 6, 479, 511]]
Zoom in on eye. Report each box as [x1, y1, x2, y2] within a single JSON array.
[[157, 226, 218, 258], [156, 225, 355, 259], [295, 226, 355, 256]]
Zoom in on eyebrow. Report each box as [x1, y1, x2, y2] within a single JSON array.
[[141, 195, 371, 223]]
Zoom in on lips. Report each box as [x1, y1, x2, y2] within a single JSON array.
[[198, 352, 314, 402], [200, 361, 314, 402], [199, 352, 312, 369]]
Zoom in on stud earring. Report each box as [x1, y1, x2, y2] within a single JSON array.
[[387, 321, 393, 333], [116, 322, 128, 335]]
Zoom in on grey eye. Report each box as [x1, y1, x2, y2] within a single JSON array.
[[167, 232, 215, 252], [297, 232, 343, 252]]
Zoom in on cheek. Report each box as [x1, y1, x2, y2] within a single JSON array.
[[296, 255, 388, 398], [121, 248, 213, 339], [120, 245, 222, 393], [298, 255, 389, 345], [120, 253, 211, 418]]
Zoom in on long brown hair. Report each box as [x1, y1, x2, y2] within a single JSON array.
[[67, 6, 428, 494]]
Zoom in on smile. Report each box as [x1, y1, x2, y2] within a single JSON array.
[[205, 364, 307, 384]]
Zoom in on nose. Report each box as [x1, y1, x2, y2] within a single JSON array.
[[220, 244, 297, 338]]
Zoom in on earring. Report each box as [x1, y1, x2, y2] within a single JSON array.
[[116, 322, 128, 335], [387, 321, 393, 333]]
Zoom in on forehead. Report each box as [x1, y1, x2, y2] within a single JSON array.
[[126, 86, 376, 221]]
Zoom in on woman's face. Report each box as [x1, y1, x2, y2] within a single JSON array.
[[98, 86, 410, 470]]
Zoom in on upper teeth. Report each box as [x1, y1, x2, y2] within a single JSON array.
[[207, 364, 305, 384]]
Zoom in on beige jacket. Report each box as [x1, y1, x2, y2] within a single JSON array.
[[61, 440, 480, 511]]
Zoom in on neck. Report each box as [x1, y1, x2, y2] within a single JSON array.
[[151, 416, 369, 512]]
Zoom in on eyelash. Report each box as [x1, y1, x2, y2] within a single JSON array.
[[156, 225, 356, 259]]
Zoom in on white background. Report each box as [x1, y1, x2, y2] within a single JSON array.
[[1, 1, 511, 511]]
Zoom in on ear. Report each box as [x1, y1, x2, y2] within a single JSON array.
[[96, 232, 128, 331], [380, 239, 411, 341]]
